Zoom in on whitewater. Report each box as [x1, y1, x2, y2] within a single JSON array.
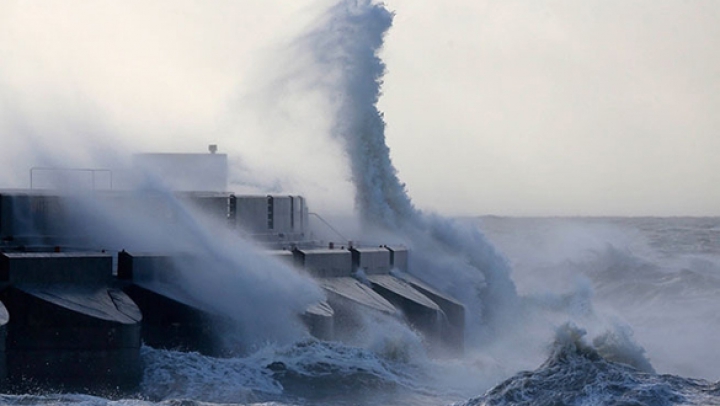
[[2, 1, 719, 405], [3, 219, 719, 405]]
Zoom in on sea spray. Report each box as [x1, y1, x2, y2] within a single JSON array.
[[293, 9, 676, 404], [305, 0, 412, 229], [62, 181, 325, 350], [301, 0, 518, 339]]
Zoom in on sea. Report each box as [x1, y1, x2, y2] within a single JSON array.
[[1, 216, 718, 406], [3, 1, 718, 405]]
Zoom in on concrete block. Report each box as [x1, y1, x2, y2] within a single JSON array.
[[122, 284, 223, 355], [295, 249, 353, 278], [366, 274, 444, 344], [385, 245, 408, 272], [3, 287, 141, 350], [302, 301, 334, 341], [272, 196, 293, 233], [351, 247, 391, 275], [235, 196, 269, 234], [319, 277, 397, 315], [0, 252, 113, 285], [394, 272, 465, 353], [117, 251, 180, 284], [0, 192, 69, 241]]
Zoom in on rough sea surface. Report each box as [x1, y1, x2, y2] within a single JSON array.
[[1, 216, 719, 406]]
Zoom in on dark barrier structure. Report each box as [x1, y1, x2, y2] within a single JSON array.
[[0, 302, 7, 383], [0, 252, 142, 393], [366, 274, 444, 339], [0, 183, 468, 393], [301, 300, 335, 340], [393, 272, 466, 353], [117, 251, 244, 356]]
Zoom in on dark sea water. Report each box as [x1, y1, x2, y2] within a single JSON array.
[[2, 216, 719, 406]]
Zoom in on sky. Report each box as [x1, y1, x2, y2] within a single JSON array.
[[1, 0, 719, 216]]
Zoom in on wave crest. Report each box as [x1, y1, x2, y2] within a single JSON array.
[[457, 323, 720, 406]]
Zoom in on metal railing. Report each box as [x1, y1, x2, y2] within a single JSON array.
[[308, 212, 348, 242], [30, 167, 113, 190]]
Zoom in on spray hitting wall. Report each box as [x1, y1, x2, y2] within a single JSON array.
[[296, 0, 518, 340], [0, 0, 516, 353]]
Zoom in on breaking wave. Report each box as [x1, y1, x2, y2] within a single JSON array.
[[460, 324, 720, 406]]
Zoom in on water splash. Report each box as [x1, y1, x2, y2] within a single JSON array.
[[306, 0, 412, 229], [457, 323, 720, 406], [301, 0, 518, 337]]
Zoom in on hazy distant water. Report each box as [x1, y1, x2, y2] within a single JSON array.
[[478, 216, 720, 380], [2, 216, 719, 406]]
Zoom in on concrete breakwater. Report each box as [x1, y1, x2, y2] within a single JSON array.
[[0, 189, 465, 394]]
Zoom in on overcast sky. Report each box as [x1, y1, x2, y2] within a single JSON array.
[[1, 0, 719, 216]]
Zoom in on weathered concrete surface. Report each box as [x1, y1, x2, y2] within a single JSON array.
[[0, 251, 142, 392], [123, 284, 224, 354], [318, 277, 397, 315], [235, 196, 269, 235], [384, 245, 408, 272], [295, 249, 353, 278], [0, 252, 113, 284], [0, 192, 69, 243], [366, 274, 444, 346], [1, 286, 142, 392], [351, 247, 391, 275], [117, 251, 179, 284], [11, 286, 142, 332], [317, 277, 399, 341], [302, 300, 334, 340], [366, 274, 441, 312], [118, 251, 240, 356], [392, 271, 466, 353]]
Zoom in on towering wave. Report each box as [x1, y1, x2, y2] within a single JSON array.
[[306, 0, 411, 228], [301, 0, 518, 337]]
